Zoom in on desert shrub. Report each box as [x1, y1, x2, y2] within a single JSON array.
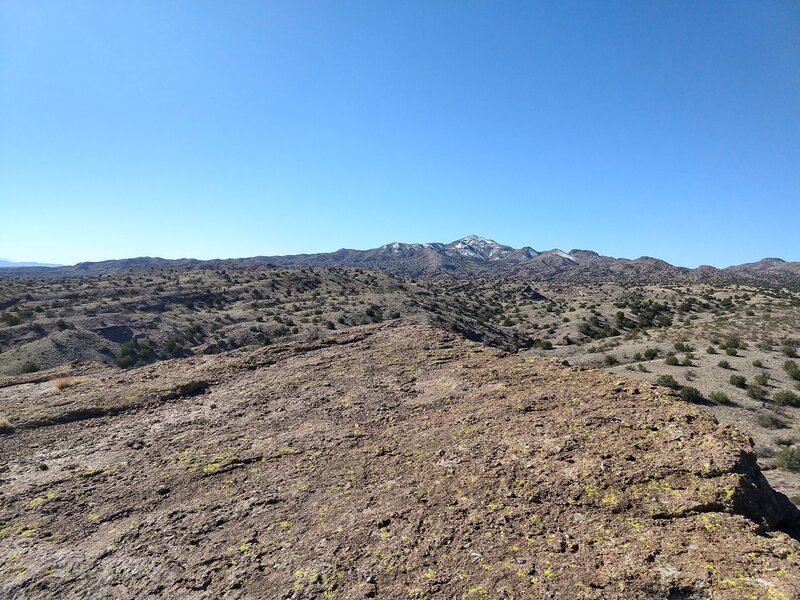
[[643, 348, 659, 360], [656, 374, 680, 389], [757, 340, 773, 351], [19, 361, 40, 374], [720, 335, 746, 350], [718, 360, 731, 369], [705, 346, 717, 354], [746, 384, 767, 401], [680, 386, 703, 402], [752, 359, 763, 368], [674, 341, 694, 353], [774, 389, 800, 407], [115, 338, 156, 369], [725, 347, 738, 356], [708, 391, 731, 405], [782, 339, 799, 358], [729, 374, 746, 388], [784, 360, 800, 381], [776, 447, 800, 473], [637, 363, 648, 372], [754, 373, 770, 386], [665, 354, 680, 366], [755, 446, 775, 458], [604, 354, 618, 366], [0, 312, 21, 326], [757, 413, 789, 429]]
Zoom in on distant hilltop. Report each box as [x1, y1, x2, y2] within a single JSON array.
[[1, 236, 799, 286], [0, 259, 62, 268]]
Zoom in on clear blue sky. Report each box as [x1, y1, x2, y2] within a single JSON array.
[[1, 1, 798, 267]]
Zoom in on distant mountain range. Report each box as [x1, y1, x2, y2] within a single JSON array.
[[0, 259, 62, 268], [2, 236, 799, 285]]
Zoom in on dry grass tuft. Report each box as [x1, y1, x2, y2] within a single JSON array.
[[0, 416, 13, 433], [51, 377, 87, 391]]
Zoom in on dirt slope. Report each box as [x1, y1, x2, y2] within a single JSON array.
[[1, 324, 798, 599]]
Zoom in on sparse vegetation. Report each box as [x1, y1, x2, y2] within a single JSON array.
[[774, 389, 800, 408], [747, 384, 767, 401], [656, 374, 680, 389], [708, 391, 731, 405], [776, 446, 800, 473], [680, 386, 703, 403], [757, 413, 789, 430], [729, 374, 747, 388]]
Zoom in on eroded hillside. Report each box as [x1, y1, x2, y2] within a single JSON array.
[[1, 324, 798, 599]]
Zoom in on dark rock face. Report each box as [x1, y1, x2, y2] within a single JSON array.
[[0, 324, 798, 598]]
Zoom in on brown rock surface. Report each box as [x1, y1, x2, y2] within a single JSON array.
[[0, 324, 798, 599]]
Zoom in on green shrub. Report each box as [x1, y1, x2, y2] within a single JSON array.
[[705, 346, 717, 354], [773, 389, 800, 407], [784, 360, 800, 381], [708, 391, 732, 405], [729, 374, 747, 388], [725, 347, 738, 356], [643, 348, 659, 360], [754, 373, 770, 386], [674, 342, 694, 353], [757, 413, 789, 429], [115, 338, 156, 369], [776, 447, 800, 473], [665, 354, 680, 366], [718, 360, 731, 369], [680, 386, 703, 402], [656, 374, 680, 389], [752, 359, 763, 368], [19, 361, 41, 374], [746, 384, 767, 401], [604, 354, 618, 366]]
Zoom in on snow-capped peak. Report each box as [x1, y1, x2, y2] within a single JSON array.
[[548, 249, 578, 263], [447, 235, 513, 260]]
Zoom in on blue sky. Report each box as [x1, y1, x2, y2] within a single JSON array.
[[1, 1, 798, 267]]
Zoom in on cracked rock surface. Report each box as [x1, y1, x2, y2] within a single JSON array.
[[1, 323, 799, 599]]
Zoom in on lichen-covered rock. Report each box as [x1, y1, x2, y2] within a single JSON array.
[[0, 324, 798, 598]]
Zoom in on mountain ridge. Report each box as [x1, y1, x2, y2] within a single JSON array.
[[2, 236, 799, 285]]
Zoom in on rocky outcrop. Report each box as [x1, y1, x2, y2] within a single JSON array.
[[0, 324, 798, 598]]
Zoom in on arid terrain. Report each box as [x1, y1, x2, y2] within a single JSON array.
[[2, 246, 800, 598], [1, 324, 799, 599]]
